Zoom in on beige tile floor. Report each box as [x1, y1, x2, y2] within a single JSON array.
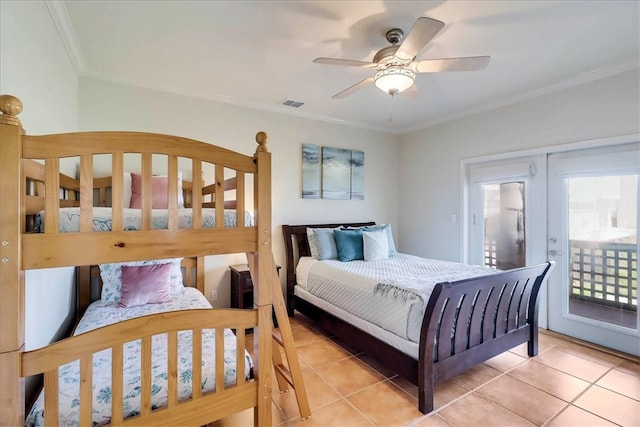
[[213, 312, 640, 427]]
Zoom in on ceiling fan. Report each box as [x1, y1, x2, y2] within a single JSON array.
[[313, 17, 490, 99]]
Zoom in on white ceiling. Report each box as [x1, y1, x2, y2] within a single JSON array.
[[57, 0, 639, 134]]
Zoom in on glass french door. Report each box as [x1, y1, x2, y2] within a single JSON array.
[[548, 144, 639, 355], [480, 181, 527, 269], [469, 156, 547, 268], [468, 156, 549, 324]]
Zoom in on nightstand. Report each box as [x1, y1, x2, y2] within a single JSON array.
[[229, 264, 281, 309]]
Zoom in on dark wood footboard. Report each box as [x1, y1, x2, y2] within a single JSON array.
[[282, 223, 553, 414], [418, 261, 553, 413]]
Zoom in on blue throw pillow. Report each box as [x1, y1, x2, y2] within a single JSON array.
[[314, 228, 339, 260], [333, 228, 364, 262]]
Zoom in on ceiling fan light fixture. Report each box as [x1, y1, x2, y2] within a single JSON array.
[[374, 66, 415, 95]]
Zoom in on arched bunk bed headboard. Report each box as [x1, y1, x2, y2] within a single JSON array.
[[0, 94, 277, 426]]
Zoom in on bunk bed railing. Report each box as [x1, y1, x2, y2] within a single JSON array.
[[21, 309, 258, 426], [19, 131, 261, 269]]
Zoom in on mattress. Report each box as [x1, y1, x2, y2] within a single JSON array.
[[25, 288, 253, 427], [33, 207, 252, 232], [296, 253, 495, 343]]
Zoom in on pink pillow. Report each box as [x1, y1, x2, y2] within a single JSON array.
[[129, 172, 184, 209], [119, 263, 172, 308]]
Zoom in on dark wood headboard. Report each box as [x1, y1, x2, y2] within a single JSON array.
[[281, 222, 375, 315]]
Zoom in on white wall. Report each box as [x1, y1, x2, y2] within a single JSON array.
[[0, 1, 78, 135], [1, 0, 79, 349], [398, 70, 640, 262], [78, 77, 400, 306], [0, 0, 79, 406]]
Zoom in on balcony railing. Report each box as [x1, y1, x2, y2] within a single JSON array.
[[484, 239, 637, 311], [570, 240, 637, 311]]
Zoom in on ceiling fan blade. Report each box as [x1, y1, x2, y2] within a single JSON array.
[[414, 56, 491, 73], [313, 57, 377, 68], [332, 76, 374, 99], [395, 17, 445, 61]]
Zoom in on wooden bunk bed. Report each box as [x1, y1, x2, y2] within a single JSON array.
[[283, 222, 553, 414], [0, 94, 277, 426]]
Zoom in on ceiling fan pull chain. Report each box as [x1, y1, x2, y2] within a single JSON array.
[[387, 92, 397, 123]]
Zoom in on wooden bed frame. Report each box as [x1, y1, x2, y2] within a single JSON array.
[[0, 94, 277, 426], [283, 222, 553, 414]]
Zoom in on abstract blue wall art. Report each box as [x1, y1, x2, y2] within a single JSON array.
[[302, 144, 364, 200], [302, 144, 321, 199]]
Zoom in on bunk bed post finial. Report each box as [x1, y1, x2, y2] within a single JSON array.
[[0, 94, 23, 127], [0, 94, 25, 425], [255, 131, 268, 153]]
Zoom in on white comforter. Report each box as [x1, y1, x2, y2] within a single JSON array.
[[297, 253, 495, 342]]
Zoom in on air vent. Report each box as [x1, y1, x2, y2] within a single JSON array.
[[281, 99, 304, 108]]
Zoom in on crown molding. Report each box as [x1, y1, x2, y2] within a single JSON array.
[[46, 0, 86, 74], [80, 72, 402, 135], [405, 61, 640, 134]]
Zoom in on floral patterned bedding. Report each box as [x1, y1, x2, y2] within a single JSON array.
[[25, 288, 253, 426], [33, 207, 252, 232]]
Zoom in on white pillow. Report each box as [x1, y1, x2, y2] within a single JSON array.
[[363, 224, 397, 256], [363, 230, 389, 262], [123, 172, 132, 208], [346, 224, 397, 257], [306, 228, 319, 258]]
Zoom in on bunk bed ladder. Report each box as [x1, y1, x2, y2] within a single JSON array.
[[270, 265, 311, 420]]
